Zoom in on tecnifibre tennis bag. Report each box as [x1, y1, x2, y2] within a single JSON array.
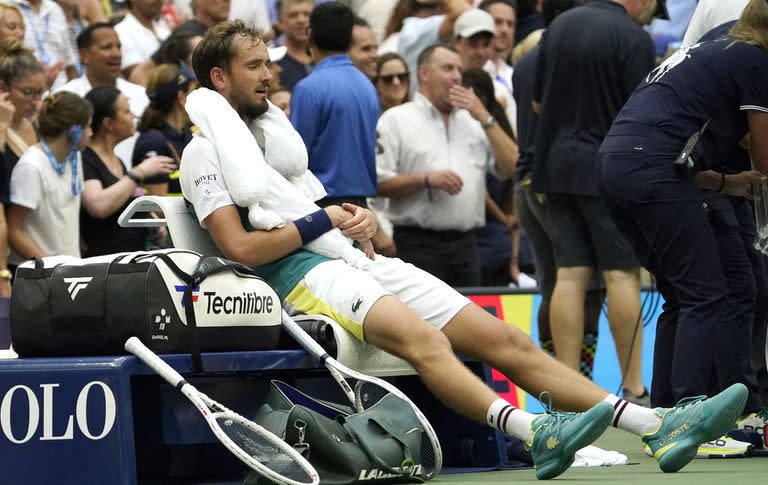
[[10, 249, 281, 359]]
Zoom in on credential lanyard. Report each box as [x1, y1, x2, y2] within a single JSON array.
[[39, 140, 81, 197], [19, 4, 51, 65]]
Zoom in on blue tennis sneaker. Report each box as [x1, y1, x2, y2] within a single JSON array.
[[642, 383, 748, 473], [528, 396, 613, 480]]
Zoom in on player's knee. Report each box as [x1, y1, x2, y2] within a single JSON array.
[[401, 327, 453, 368]]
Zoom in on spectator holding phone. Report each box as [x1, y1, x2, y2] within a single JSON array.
[[132, 61, 196, 196], [80, 86, 174, 257]]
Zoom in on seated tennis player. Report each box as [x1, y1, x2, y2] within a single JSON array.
[[180, 18, 748, 480]]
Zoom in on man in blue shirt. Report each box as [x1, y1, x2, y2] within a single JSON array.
[[290, 1, 379, 209]]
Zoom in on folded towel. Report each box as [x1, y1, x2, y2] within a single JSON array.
[[185, 88, 370, 268], [571, 445, 628, 467], [248, 100, 327, 202]]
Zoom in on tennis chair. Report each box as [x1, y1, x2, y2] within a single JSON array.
[[118, 196, 416, 377]]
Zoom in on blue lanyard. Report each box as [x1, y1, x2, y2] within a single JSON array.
[[495, 75, 510, 91], [39, 140, 81, 197], [19, 3, 51, 65]]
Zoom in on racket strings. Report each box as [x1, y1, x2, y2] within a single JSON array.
[[354, 381, 437, 479], [216, 416, 315, 484]]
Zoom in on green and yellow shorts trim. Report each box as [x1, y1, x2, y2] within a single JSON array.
[[282, 257, 472, 342]]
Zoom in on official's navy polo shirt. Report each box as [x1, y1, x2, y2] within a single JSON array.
[[603, 37, 768, 169]]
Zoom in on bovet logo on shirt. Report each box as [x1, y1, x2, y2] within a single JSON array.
[[194, 174, 217, 187]]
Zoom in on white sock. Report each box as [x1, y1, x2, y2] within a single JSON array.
[[487, 398, 536, 443], [603, 394, 661, 436]]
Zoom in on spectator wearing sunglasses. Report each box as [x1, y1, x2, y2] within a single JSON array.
[[375, 52, 409, 112], [366, 52, 411, 257]]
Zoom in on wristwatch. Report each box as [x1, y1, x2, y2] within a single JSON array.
[[481, 114, 496, 130], [0, 268, 12, 281]]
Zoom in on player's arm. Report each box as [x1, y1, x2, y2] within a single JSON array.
[[203, 204, 352, 267]]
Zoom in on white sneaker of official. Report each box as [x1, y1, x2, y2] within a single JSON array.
[[644, 436, 753, 459], [737, 410, 767, 445]]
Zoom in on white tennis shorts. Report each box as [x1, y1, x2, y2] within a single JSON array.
[[282, 255, 472, 341]]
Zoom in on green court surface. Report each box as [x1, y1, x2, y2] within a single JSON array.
[[433, 428, 765, 484]]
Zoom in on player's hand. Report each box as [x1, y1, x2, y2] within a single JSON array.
[[324, 205, 354, 227], [723, 170, 767, 199], [448, 85, 489, 122], [426, 170, 463, 195], [359, 239, 376, 261], [339, 203, 378, 241]]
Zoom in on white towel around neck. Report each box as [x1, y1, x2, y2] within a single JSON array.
[[184, 88, 369, 268]]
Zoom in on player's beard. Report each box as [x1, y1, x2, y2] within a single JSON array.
[[231, 88, 269, 121]]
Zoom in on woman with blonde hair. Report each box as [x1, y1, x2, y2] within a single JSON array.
[[0, 2, 24, 43], [0, 38, 45, 198], [132, 62, 197, 196], [7, 92, 92, 266], [596, 0, 768, 426]]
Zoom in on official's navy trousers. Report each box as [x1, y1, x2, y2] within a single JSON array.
[[596, 151, 762, 411]]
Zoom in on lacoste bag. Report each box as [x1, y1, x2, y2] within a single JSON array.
[[246, 380, 426, 485], [10, 249, 281, 360]]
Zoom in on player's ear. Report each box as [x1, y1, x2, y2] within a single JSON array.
[[210, 67, 227, 92]]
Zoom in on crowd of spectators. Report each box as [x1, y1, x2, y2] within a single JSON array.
[[0, 0, 764, 411]]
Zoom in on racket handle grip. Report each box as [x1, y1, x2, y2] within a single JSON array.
[[125, 336, 185, 387]]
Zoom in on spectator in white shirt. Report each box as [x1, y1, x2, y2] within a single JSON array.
[[376, 44, 518, 286], [480, 0, 515, 91], [56, 22, 148, 166], [115, 0, 172, 78], [14, 0, 78, 89], [7, 91, 93, 264], [681, 0, 749, 47]]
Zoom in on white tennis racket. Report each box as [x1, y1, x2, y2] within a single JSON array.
[[280, 311, 443, 480], [124, 337, 319, 485]]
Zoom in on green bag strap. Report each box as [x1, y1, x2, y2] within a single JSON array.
[[341, 415, 424, 483]]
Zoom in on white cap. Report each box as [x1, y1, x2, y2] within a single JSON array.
[[268, 46, 287, 62], [453, 9, 496, 39]]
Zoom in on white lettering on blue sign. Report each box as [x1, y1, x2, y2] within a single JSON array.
[[0, 381, 116, 443]]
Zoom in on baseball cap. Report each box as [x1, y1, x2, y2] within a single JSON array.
[[654, 0, 669, 20], [453, 9, 496, 39], [268, 46, 287, 63]]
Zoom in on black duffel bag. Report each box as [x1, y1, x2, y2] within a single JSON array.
[[10, 249, 281, 363]]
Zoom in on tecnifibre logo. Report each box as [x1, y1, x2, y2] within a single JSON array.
[[63, 277, 93, 300], [174, 285, 200, 307]]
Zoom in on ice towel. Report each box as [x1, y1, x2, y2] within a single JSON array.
[[185, 88, 370, 268]]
